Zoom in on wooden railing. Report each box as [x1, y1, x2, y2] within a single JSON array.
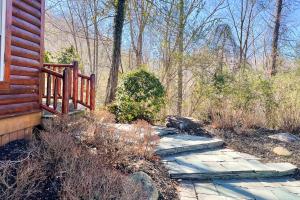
[[41, 61, 95, 115]]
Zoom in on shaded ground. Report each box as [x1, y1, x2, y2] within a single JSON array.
[[203, 125, 300, 179]]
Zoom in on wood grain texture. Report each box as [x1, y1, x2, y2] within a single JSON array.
[[0, 0, 44, 120], [0, 112, 41, 136]]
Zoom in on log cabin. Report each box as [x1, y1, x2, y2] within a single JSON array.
[[0, 0, 96, 146]]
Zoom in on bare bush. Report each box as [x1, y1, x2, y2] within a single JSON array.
[[93, 109, 116, 123], [84, 119, 159, 168], [277, 105, 300, 133], [132, 120, 160, 159], [1, 115, 150, 200], [210, 104, 237, 130], [60, 152, 145, 200], [0, 157, 46, 200]]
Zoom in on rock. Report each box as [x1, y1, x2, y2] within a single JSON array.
[[165, 116, 207, 135], [130, 171, 159, 200], [273, 147, 292, 157], [269, 133, 300, 143]]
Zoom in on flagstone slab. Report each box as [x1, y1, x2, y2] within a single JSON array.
[[156, 134, 223, 156], [163, 148, 297, 180], [179, 178, 300, 200], [153, 127, 300, 199]]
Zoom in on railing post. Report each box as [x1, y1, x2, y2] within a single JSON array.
[[68, 66, 72, 98], [90, 74, 96, 111], [72, 61, 79, 109], [62, 68, 70, 114]]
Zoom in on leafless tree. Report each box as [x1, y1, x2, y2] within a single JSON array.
[[270, 0, 283, 76]]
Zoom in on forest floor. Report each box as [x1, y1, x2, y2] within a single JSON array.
[[202, 125, 300, 178]]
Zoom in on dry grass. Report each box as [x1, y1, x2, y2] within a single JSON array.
[[210, 102, 266, 131]]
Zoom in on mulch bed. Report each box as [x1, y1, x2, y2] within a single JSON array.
[[0, 140, 29, 161], [203, 126, 300, 179], [0, 140, 60, 200]]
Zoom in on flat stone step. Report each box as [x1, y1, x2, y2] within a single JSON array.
[[179, 178, 300, 200], [156, 134, 224, 156], [163, 149, 297, 180]]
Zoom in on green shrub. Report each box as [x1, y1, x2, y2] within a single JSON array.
[[113, 69, 165, 123], [57, 45, 80, 64], [44, 51, 55, 63]]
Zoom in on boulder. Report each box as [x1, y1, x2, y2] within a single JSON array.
[[273, 147, 292, 157], [269, 133, 300, 143], [130, 171, 159, 200], [165, 116, 208, 136]]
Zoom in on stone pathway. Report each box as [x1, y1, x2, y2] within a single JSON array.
[[155, 128, 300, 200]]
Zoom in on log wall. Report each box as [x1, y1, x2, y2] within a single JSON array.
[[0, 0, 44, 119]]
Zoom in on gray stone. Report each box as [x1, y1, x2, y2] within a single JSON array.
[[130, 172, 159, 200], [156, 134, 223, 156], [165, 116, 206, 134], [163, 148, 297, 180], [269, 133, 300, 143], [178, 181, 198, 199], [272, 147, 292, 156], [190, 178, 300, 200]]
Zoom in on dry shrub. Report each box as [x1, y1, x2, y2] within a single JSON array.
[[210, 104, 237, 129], [61, 153, 145, 200], [1, 115, 147, 200], [36, 130, 145, 200], [93, 108, 116, 123], [277, 105, 300, 133], [210, 101, 266, 130], [85, 119, 159, 167], [0, 157, 46, 200], [39, 120, 145, 200], [239, 108, 266, 129], [132, 120, 160, 159]]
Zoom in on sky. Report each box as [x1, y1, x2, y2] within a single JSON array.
[[45, 0, 300, 58]]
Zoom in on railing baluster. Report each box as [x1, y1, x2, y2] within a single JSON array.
[[53, 77, 58, 110], [80, 78, 84, 102], [86, 79, 90, 104], [68, 68, 72, 98], [73, 61, 78, 109], [90, 74, 96, 111], [62, 68, 70, 114], [46, 73, 51, 106], [52, 67, 55, 94], [58, 68, 62, 97]]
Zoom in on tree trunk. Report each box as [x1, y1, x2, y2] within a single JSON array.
[[105, 0, 126, 105], [136, 30, 143, 67], [271, 0, 283, 76], [177, 0, 184, 116]]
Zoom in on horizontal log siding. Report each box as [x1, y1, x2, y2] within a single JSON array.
[[0, 0, 44, 117]]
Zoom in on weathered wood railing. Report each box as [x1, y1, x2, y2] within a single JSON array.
[[41, 61, 95, 115]]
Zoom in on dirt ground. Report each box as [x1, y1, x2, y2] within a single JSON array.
[[203, 125, 300, 179]]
